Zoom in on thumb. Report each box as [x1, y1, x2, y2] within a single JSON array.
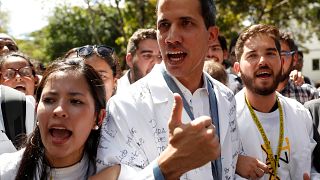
[[303, 173, 310, 180], [168, 93, 183, 134]]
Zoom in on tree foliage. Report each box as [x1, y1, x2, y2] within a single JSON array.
[[0, 2, 9, 33], [33, 4, 123, 63], [14, 0, 320, 65], [216, 0, 320, 42]]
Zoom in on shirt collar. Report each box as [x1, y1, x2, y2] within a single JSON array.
[[167, 71, 209, 95]]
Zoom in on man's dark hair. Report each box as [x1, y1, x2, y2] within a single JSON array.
[[280, 32, 298, 52], [200, 0, 216, 28], [127, 28, 157, 56], [235, 24, 281, 62], [229, 35, 239, 53], [156, 0, 216, 29], [218, 35, 227, 51]]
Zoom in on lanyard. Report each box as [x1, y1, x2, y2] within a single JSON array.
[[244, 94, 284, 177], [161, 67, 195, 120]]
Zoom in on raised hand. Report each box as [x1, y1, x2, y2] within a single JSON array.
[[158, 93, 220, 179], [290, 70, 304, 86]]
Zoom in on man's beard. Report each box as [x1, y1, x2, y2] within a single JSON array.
[[240, 66, 282, 96], [280, 60, 294, 82], [132, 63, 145, 83]]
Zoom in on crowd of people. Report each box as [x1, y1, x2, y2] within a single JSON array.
[[0, 0, 319, 179]]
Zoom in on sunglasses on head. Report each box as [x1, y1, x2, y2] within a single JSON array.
[[76, 45, 114, 58]]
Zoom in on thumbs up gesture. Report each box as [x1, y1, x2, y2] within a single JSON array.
[[158, 93, 221, 179]]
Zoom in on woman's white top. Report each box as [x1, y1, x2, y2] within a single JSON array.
[[0, 148, 93, 180]]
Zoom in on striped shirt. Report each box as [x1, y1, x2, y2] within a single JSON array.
[[280, 80, 319, 105]]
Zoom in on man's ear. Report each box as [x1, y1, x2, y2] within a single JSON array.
[[233, 62, 240, 75], [208, 26, 219, 47], [126, 53, 134, 69]]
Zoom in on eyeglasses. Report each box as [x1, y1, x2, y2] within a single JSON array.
[[1, 66, 33, 80], [77, 45, 114, 58], [281, 50, 295, 58]]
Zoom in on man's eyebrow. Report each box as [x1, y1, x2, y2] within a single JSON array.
[[246, 50, 256, 54], [266, 48, 278, 52], [157, 18, 168, 24], [180, 16, 194, 21], [140, 50, 154, 54], [211, 44, 221, 47]]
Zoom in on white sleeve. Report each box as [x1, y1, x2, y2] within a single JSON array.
[[0, 149, 24, 180], [96, 98, 156, 179], [117, 160, 158, 180], [25, 95, 36, 134]]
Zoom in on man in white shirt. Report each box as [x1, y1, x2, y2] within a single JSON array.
[[233, 24, 319, 179], [117, 29, 161, 94], [95, 0, 259, 179], [205, 35, 242, 94]]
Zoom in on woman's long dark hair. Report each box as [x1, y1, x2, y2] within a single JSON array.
[[15, 58, 106, 180]]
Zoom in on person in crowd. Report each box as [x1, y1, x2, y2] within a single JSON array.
[[69, 45, 120, 101], [233, 24, 319, 179], [206, 34, 242, 94], [227, 36, 243, 94], [204, 60, 228, 85], [116, 28, 161, 94], [227, 36, 239, 74], [305, 98, 320, 173], [0, 52, 39, 96], [295, 51, 313, 85], [276, 32, 319, 104], [0, 84, 35, 154], [206, 35, 228, 65], [94, 0, 264, 179], [31, 59, 46, 76], [305, 99, 320, 134], [0, 59, 120, 179], [0, 33, 18, 56]]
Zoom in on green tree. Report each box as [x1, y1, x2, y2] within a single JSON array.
[[0, 2, 9, 33], [30, 0, 157, 66], [216, 0, 320, 41], [31, 4, 122, 63], [25, 0, 320, 66]]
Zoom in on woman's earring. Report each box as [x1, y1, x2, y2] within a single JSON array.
[[36, 121, 39, 126], [93, 125, 99, 130]]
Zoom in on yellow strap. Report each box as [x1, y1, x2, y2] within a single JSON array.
[[245, 94, 284, 177]]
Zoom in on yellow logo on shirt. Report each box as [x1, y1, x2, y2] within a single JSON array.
[[261, 137, 290, 179]]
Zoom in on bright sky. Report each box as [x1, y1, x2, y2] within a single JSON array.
[[1, 0, 87, 39]]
